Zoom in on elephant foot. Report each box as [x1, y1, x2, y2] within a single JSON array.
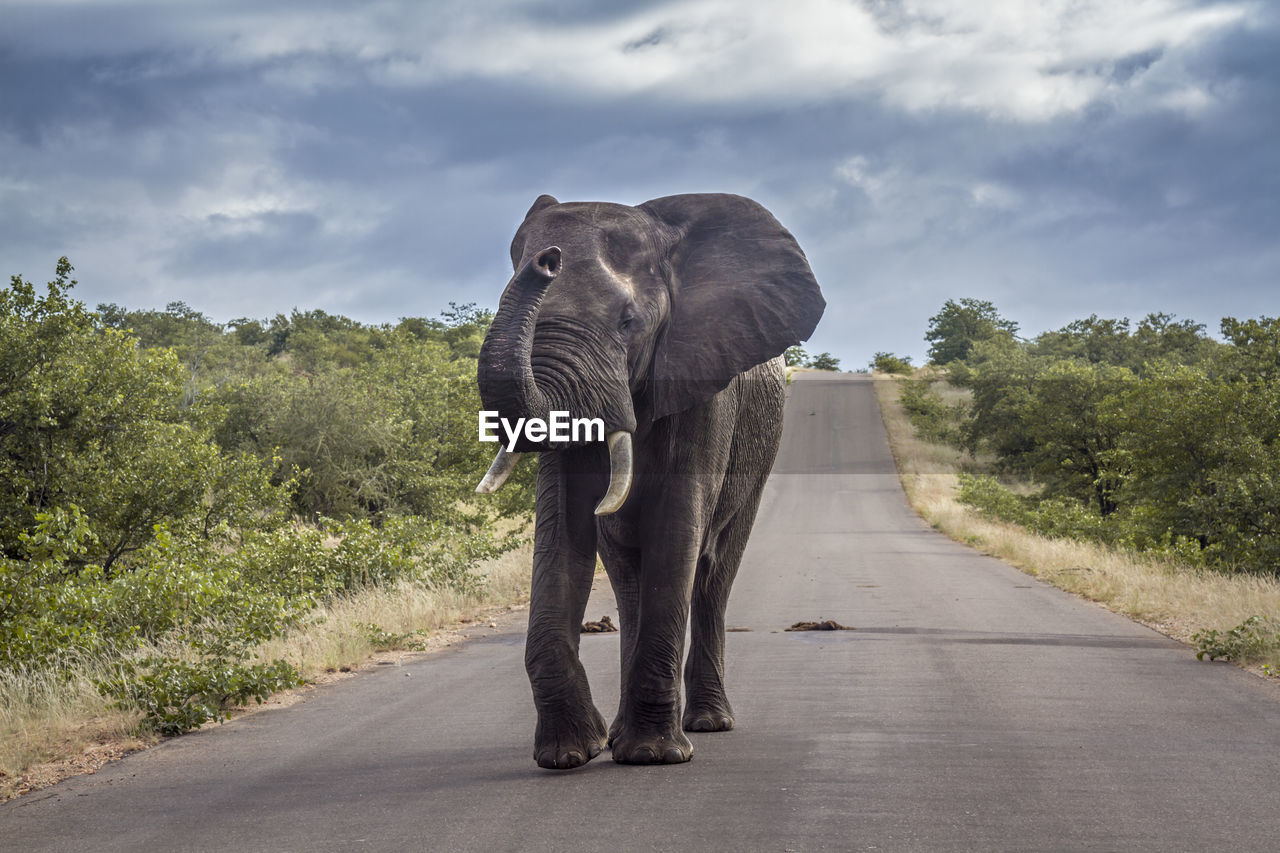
[[533, 707, 609, 770], [611, 726, 693, 765], [682, 698, 735, 732]]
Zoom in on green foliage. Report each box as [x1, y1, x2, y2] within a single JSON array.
[[921, 300, 1280, 576], [1, 261, 280, 571], [99, 656, 302, 735], [1, 260, 530, 732], [211, 312, 530, 525], [925, 298, 1019, 365], [1014, 359, 1135, 516], [1219, 316, 1280, 381], [956, 474, 1033, 526], [1193, 616, 1280, 664], [806, 352, 841, 371], [784, 346, 840, 371], [898, 379, 965, 447], [956, 474, 1118, 544], [871, 351, 914, 375], [358, 622, 429, 651], [1029, 313, 1217, 375]]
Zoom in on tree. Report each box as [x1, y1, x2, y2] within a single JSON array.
[[1030, 313, 1214, 373], [1031, 315, 1133, 367], [925, 298, 1018, 365], [870, 352, 913, 375], [1, 260, 280, 571], [806, 352, 841, 371], [1219, 316, 1280, 381], [1019, 360, 1135, 517], [1112, 361, 1280, 566], [783, 345, 808, 367]]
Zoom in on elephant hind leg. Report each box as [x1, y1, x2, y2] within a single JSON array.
[[682, 495, 762, 732], [683, 376, 780, 733]]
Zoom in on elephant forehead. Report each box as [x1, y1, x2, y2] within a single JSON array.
[[514, 203, 664, 265]]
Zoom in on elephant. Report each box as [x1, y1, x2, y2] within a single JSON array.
[[475, 192, 825, 769]]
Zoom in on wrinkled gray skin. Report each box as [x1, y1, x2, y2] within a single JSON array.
[[476, 193, 825, 769]]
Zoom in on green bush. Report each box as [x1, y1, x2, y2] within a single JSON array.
[[935, 306, 1280, 575], [1193, 616, 1280, 664], [956, 474, 1033, 527], [871, 352, 913, 375], [898, 379, 965, 447], [99, 656, 302, 735], [806, 352, 841, 371], [1, 260, 531, 732]]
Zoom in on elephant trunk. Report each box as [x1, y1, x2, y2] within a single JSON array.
[[475, 244, 635, 513], [477, 247, 561, 424]]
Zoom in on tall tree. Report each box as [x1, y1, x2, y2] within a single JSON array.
[[925, 298, 1018, 364]]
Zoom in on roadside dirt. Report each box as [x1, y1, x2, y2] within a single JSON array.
[[4, 600, 531, 802]]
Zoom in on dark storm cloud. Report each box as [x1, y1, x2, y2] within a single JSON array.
[[0, 0, 1277, 366]]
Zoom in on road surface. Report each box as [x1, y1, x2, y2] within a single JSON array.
[[4, 373, 1279, 852]]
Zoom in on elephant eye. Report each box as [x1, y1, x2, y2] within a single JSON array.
[[619, 309, 641, 332]]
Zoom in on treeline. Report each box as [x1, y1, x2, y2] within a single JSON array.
[[897, 298, 1280, 576], [1, 259, 531, 732]]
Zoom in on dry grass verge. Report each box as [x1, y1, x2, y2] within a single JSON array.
[[872, 373, 1280, 676], [1, 538, 532, 800]]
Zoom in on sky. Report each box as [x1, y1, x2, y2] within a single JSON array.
[[1, 0, 1277, 368]]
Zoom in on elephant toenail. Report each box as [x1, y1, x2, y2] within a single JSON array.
[[663, 747, 688, 763]]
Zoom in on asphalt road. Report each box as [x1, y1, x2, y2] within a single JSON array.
[[5, 373, 1280, 852]]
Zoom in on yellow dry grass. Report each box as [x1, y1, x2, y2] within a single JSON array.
[[1, 537, 533, 800], [255, 539, 531, 679], [0, 664, 153, 798], [872, 373, 1280, 674]]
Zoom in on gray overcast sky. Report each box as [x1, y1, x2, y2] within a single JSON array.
[[2, 0, 1277, 367]]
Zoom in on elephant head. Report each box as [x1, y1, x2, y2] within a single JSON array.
[[476, 193, 825, 511]]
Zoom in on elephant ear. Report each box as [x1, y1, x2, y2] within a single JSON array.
[[510, 195, 560, 266], [640, 193, 825, 419]]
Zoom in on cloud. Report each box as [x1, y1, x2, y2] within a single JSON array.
[[0, 0, 1276, 369], [3, 0, 1256, 121]]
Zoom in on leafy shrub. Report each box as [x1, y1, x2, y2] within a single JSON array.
[[871, 352, 913, 375], [956, 474, 1033, 527], [806, 352, 841, 371], [2, 260, 531, 743], [925, 298, 1019, 365], [358, 623, 427, 651], [99, 656, 302, 735], [898, 379, 965, 447], [1192, 616, 1280, 664], [1, 261, 282, 572], [957, 474, 1121, 545]]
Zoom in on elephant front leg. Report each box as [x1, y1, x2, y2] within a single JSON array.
[[525, 454, 608, 770], [610, 536, 698, 765]]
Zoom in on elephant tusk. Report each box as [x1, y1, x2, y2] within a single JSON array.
[[476, 449, 523, 494], [594, 431, 634, 516]]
